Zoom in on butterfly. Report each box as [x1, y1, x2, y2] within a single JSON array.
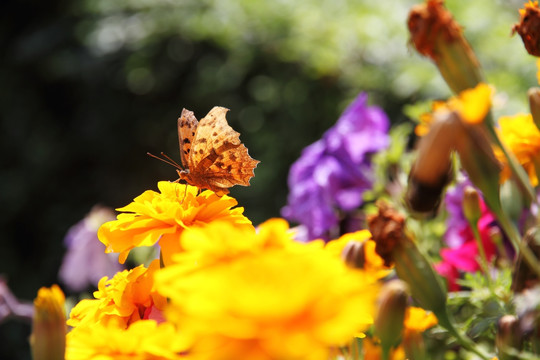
[[175, 106, 260, 195]]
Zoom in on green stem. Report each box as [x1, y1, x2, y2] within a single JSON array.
[[492, 206, 540, 279], [349, 337, 361, 360], [469, 220, 493, 291], [381, 346, 391, 360]]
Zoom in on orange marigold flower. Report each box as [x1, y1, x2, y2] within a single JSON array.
[[65, 320, 186, 360], [155, 219, 380, 360], [67, 259, 166, 329], [496, 113, 540, 186], [97, 181, 253, 265]]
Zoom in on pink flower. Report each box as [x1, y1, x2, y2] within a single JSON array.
[[436, 178, 499, 291]]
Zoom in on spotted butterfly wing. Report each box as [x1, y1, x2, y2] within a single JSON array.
[[177, 106, 259, 195], [177, 108, 198, 169]]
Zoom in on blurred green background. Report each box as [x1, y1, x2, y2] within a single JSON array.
[[0, 0, 536, 358]]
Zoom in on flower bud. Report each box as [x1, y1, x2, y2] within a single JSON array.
[[403, 331, 426, 360], [368, 203, 447, 319], [368, 203, 489, 358], [406, 112, 455, 215], [367, 202, 405, 267], [462, 186, 482, 225], [512, 2, 540, 57], [341, 240, 366, 269], [512, 227, 540, 292], [340, 238, 392, 280], [407, 0, 483, 94], [30, 285, 66, 360], [528, 87, 540, 131], [496, 315, 522, 360], [392, 235, 448, 320], [374, 280, 409, 350]]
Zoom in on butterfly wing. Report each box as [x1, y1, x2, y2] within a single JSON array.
[[177, 108, 198, 169], [190, 106, 259, 192], [198, 145, 260, 187]]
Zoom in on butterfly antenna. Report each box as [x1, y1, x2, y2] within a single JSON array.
[[147, 152, 182, 170], [159, 152, 182, 168]]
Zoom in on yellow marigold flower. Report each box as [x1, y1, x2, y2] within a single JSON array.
[[98, 181, 253, 265], [31, 285, 66, 360], [155, 219, 380, 360], [496, 113, 540, 186], [66, 320, 186, 360], [67, 259, 166, 329], [416, 83, 492, 136], [326, 230, 392, 280], [404, 306, 438, 333]]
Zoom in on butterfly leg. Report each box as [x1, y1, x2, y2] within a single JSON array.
[[182, 184, 189, 202]]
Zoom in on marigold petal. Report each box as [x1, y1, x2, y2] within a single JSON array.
[[66, 320, 186, 360], [68, 259, 166, 329], [455, 83, 492, 124], [404, 306, 438, 333], [496, 113, 540, 186]]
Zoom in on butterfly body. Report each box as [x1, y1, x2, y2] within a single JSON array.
[[176, 106, 260, 195]]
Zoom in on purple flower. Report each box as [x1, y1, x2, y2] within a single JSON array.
[[443, 176, 473, 248], [282, 93, 390, 240], [58, 205, 123, 292]]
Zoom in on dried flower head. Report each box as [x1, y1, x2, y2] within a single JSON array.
[[513, 1, 540, 57]]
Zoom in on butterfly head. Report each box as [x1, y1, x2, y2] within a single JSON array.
[[176, 169, 190, 181]]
